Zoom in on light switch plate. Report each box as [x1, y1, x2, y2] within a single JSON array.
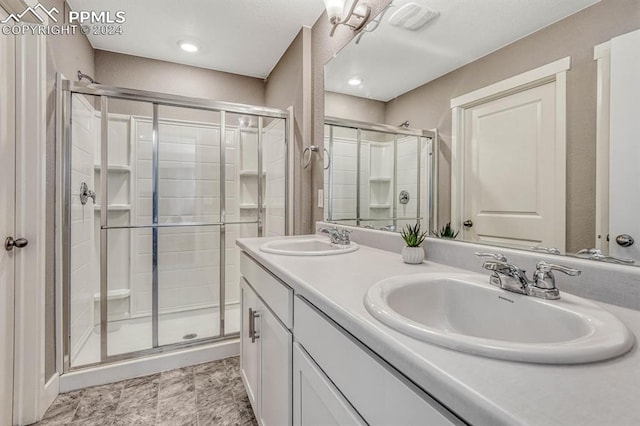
[[318, 189, 324, 208]]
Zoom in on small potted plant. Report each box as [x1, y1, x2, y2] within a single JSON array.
[[433, 222, 459, 239], [400, 223, 427, 264]]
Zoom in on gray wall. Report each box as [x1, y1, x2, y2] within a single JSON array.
[[325, 91, 386, 123], [383, 0, 640, 252], [265, 28, 313, 234]]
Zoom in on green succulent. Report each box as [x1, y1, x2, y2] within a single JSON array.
[[400, 223, 428, 247], [433, 222, 459, 239]]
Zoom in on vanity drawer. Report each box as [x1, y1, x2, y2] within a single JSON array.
[[294, 296, 463, 426], [240, 252, 293, 329]]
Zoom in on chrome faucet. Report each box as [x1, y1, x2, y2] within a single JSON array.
[[319, 227, 352, 246], [475, 253, 581, 300], [574, 248, 635, 265]]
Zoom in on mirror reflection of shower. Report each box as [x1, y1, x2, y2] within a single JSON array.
[[323, 117, 437, 234]]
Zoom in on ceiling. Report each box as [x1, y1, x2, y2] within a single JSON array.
[[66, 0, 326, 79], [325, 0, 600, 102]]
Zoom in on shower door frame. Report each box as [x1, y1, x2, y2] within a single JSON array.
[[59, 79, 292, 372], [324, 116, 438, 232]]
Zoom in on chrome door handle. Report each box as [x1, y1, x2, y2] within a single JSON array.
[[463, 220, 473, 228], [5, 237, 28, 251], [616, 234, 634, 247]]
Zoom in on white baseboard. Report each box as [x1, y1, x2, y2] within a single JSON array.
[[59, 338, 239, 393], [39, 373, 59, 421]]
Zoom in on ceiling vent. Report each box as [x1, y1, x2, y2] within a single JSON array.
[[388, 2, 439, 30]]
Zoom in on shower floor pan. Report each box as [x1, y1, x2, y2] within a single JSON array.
[[71, 304, 240, 368]]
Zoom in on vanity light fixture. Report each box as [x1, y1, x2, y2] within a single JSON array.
[[348, 76, 363, 86], [178, 41, 199, 53], [323, 0, 372, 37]]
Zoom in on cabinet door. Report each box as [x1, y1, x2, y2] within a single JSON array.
[[259, 301, 293, 426], [293, 343, 366, 426], [240, 279, 260, 416]]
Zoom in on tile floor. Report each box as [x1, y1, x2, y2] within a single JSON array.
[[35, 356, 257, 426]]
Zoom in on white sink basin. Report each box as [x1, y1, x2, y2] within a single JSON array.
[[364, 273, 634, 364], [260, 237, 358, 256]]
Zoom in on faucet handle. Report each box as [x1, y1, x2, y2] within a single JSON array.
[[536, 261, 581, 276], [530, 246, 561, 255], [475, 252, 507, 262]]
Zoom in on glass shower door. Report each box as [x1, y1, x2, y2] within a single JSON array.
[[154, 106, 223, 346]]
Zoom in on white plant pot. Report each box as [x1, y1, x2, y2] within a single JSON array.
[[401, 246, 425, 264]]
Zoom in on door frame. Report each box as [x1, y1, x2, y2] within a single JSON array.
[[450, 57, 570, 248], [1, 1, 56, 422], [594, 41, 611, 252], [0, 5, 17, 425]]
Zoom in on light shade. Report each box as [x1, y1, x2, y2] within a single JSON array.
[[323, 0, 345, 21]]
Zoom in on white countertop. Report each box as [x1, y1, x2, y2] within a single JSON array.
[[237, 235, 640, 426]]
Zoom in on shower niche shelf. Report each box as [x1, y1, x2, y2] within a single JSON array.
[[93, 204, 132, 211], [239, 203, 267, 210], [239, 170, 266, 177], [94, 164, 131, 173]]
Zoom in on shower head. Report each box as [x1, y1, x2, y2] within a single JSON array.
[[77, 70, 99, 84]]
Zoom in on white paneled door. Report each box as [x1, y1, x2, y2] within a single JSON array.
[[0, 6, 16, 424], [609, 29, 640, 261], [461, 81, 564, 251]]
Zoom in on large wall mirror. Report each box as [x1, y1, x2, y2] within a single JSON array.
[[324, 0, 640, 265]]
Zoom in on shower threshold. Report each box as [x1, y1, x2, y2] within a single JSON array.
[[71, 304, 240, 368]]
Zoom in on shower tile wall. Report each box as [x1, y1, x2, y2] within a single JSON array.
[[326, 137, 358, 221], [70, 95, 100, 362], [396, 136, 419, 229], [264, 119, 287, 237], [396, 136, 430, 230], [134, 121, 231, 317]]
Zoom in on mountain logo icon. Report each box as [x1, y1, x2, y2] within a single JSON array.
[[1, 3, 59, 24]]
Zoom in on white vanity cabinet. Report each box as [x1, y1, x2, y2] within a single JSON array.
[[294, 296, 463, 426], [293, 342, 367, 426], [240, 251, 462, 426], [240, 253, 293, 426]]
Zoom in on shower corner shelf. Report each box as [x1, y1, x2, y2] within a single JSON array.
[[94, 204, 132, 211], [239, 170, 267, 177], [239, 203, 267, 210], [94, 164, 131, 172], [369, 176, 391, 182], [369, 204, 391, 209]]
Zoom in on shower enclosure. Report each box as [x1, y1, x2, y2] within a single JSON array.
[[324, 117, 437, 232], [60, 79, 290, 371]]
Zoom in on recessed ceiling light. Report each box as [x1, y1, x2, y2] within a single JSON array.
[[348, 77, 363, 86], [179, 41, 199, 53]]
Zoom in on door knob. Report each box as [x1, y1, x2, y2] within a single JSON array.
[[615, 234, 634, 247], [5, 237, 28, 251], [463, 220, 473, 228]]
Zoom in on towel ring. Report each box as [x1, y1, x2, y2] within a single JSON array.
[[302, 145, 331, 170]]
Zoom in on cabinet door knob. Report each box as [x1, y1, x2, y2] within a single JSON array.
[[5, 237, 28, 251]]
